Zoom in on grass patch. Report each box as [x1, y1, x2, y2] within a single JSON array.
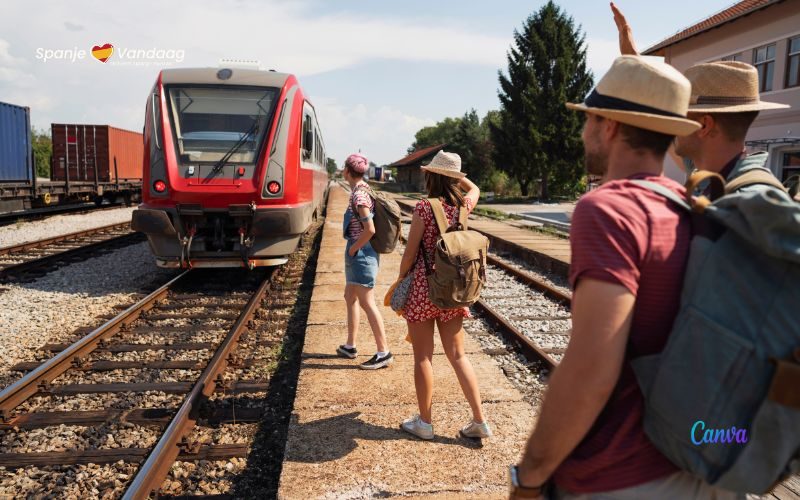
[[472, 206, 520, 221]]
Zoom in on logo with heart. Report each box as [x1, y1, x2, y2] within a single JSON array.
[[91, 43, 114, 63]]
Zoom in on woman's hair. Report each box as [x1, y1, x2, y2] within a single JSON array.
[[344, 153, 368, 179], [425, 172, 464, 207]]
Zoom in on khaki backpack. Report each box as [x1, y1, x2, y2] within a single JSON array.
[[351, 185, 401, 254], [420, 198, 489, 309]]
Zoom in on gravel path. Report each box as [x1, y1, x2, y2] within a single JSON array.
[[0, 207, 136, 248]]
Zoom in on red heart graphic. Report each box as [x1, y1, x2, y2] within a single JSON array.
[[91, 43, 114, 63]]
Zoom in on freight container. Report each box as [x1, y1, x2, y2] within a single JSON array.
[[51, 124, 143, 182], [0, 101, 33, 182]]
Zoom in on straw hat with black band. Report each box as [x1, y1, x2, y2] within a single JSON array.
[[566, 55, 701, 136], [685, 61, 790, 113], [420, 151, 466, 178]]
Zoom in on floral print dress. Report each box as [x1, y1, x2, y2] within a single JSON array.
[[402, 197, 474, 323]]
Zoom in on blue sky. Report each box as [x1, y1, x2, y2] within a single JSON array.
[[0, 0, 735, 165]]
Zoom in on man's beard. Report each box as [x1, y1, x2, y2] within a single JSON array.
[[673, 136, 694, 159], [584, 149, 608, 176]]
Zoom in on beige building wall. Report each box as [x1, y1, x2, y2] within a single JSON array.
[[653, 0, 800, 182]]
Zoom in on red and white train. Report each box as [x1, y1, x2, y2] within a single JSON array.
[[132, 67, 328, 268]]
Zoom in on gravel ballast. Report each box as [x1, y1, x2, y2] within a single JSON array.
[[0, 207, 136, 248], [0, 242, 174, 388]]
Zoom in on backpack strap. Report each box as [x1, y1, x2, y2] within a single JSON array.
[[630, 180, 692, 212], [458, 205, 468, 230], [725, 169, 788, 194], [686, 171, 725, 201], [427, 198, 450, 235]]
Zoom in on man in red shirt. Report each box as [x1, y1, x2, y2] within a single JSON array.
[[509, 57, 745, 499]]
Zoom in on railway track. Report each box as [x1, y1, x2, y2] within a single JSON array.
[[0, 222, 143, 282], [0, 222, 317, 496], [0, 203, 128, 227]]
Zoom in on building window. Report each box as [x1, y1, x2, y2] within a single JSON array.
[[787, 36, 800, 88], [783, 151, 800, 182], [753, 43, 776, 92], [721, 53, 743, 62]]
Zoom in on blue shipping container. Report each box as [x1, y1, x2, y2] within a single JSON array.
[[0, 100, 33, 182]]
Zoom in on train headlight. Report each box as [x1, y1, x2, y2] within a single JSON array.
[[267, 181, 281, 194], [153, 180, 167, 193]]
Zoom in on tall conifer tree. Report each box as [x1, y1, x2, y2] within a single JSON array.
[[491, 1, 593, 198]]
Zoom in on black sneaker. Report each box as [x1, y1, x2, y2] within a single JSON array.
[[336, 345, 358, 359], [359, 352, 394, 370]]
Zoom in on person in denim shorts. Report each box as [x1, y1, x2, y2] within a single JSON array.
[[337, 153, 392, 370]]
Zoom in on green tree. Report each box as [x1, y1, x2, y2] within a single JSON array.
[[31, 127, 52, 178], [409, 110, 497, 186], [450, 109, 495, 185], [408, 117, 461, 153], [326, 157, 338, 178], [491, 1, 593, 198]]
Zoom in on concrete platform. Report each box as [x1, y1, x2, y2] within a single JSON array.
[[278, 185, 536, 499]]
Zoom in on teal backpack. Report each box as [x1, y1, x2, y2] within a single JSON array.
[[631, 171, 800, 494]]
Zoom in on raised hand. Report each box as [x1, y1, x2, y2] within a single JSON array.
[[610, 2, 639, 55]]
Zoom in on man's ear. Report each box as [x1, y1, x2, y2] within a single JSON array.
[[698, 114, 716, 139], [604, 118, 621, 141]]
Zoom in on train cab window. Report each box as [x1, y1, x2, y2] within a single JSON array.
[[166, 86, 278, 165], [302, 113, 314, 160]]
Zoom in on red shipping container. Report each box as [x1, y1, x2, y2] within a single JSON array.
[[51, 124, 143, 182]]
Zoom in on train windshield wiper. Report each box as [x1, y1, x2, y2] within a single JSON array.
[[208, 118, 260, 178]]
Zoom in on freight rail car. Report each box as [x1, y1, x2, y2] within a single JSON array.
[[0, 101, 143, 214]]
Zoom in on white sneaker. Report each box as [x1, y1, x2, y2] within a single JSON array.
[[400, 414, 434, 440], [460, 420, 492, 439]]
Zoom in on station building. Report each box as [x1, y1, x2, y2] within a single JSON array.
[[388, 143, 446, 192], [644, 0, 800, 182]]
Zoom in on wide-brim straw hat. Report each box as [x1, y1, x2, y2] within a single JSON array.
[[566, 55, 701, 136], [685, 61, 790, 113], [420, 151, 466, 178]]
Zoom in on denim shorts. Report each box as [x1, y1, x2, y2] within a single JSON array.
[[344, 239, 379, 288]]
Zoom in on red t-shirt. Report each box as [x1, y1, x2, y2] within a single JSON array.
[[553, 174, 692, 493]]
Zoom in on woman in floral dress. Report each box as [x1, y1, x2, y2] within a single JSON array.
[[396, 151, 491, 440]]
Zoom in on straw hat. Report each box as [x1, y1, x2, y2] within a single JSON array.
[[567, 55, 701, 136], [420, 151, 466, 178], [685, 61, 790, 113]]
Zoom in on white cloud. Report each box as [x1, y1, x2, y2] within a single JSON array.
[[0, 0, 508, 163], [586, 38, 619, 80], [314, 97, 435, 165], [0, 38, 36, 87]]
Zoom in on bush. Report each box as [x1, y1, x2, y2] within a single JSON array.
[[483, 170, 521, 198]]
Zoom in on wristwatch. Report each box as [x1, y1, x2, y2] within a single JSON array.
[[508, 465, 545, 498]]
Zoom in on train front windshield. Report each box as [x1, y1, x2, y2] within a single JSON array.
[[167, 87, 278, 165]]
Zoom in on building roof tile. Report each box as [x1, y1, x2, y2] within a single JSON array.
[[389, 143, 447, 167], [644, 0, 783, 54]]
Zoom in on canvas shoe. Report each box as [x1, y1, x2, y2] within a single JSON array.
[[460, 420, 493, 439], [359, 352, 394, 370], [336, 345, 357, 359], [400, 414, 434, 440]]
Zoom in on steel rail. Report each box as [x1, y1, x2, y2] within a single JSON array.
[[123, 269, 274, 499], [473, 299, 559, 370], [485, 254, 571, 306], [0, 270, 190, 422], [0, 222, 132, 256]]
